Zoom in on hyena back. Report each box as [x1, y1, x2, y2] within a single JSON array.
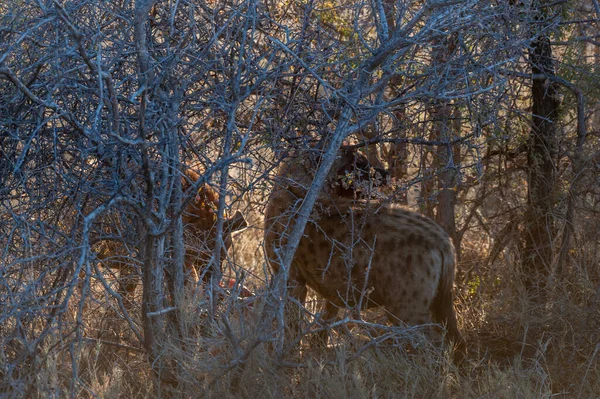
[[297, 202, 462, 346]]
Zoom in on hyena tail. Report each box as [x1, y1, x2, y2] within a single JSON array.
[[431, 244, 467, 363]]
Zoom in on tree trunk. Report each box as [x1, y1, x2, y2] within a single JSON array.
[[381, 0, 409, 205], [434, 105, 461, 260], [521, 28, 560, 297], [430, 33, 460, 253]]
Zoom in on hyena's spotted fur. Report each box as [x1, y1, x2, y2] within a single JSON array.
[[264, 149, 465, 359]]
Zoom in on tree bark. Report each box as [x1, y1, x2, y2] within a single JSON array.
[[434, 104, 461, 260], [431, 34, 460, 254], [521, 27, 560, 297]]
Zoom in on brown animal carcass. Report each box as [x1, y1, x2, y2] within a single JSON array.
[[96, 169, 247, 297], [264, 149, 465, 359], [182, 169, 247, 283]]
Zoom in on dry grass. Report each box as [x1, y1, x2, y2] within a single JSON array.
[[2, 244, 599, 399]]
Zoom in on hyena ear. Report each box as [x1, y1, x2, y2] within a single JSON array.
[[225, 211, 247, 233]]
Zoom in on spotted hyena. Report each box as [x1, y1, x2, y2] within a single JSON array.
[[264, 148, 465, 359]]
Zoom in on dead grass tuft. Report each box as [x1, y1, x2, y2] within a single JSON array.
[[3, 239, 599, 398]]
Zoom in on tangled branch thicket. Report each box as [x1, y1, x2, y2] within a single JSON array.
[[1, 0, 599, 397]]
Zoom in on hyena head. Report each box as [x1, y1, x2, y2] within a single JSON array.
[[182, 169, 247, 282], [271, 146, 390, 203], [264, 148, 465, 362], [331, 148, 390, 199]]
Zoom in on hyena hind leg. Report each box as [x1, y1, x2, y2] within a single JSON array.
[[431, 289, 467, 364], [311, 301, 340, 346]]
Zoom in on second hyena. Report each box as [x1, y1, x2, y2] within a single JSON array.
[[265, 149, 465, 359]]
